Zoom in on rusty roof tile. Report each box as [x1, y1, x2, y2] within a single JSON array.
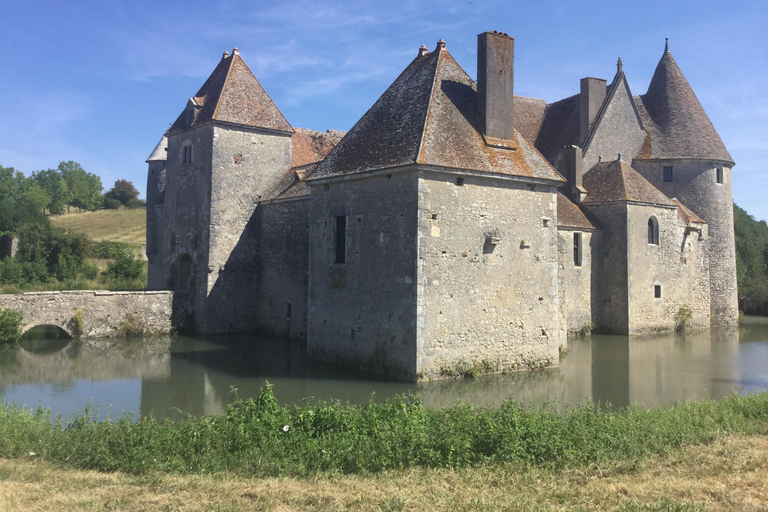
[[557, 192, 599, 230], [671, 198, 707, 225], [168, 50, 293, 135], [583, 158, 674, 206], [291, 128, 346, 168]]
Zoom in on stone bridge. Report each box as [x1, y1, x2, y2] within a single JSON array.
[[0, 290, 183, 338]]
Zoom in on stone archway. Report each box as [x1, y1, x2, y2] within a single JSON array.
[[21, 323, 73, 339]]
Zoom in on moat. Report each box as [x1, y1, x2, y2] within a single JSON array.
[[2, 318, 767, 422]]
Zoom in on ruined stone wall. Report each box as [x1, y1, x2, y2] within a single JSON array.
[[557, 229, 600, 338], [582, 82, 645, 170], [632, 159, 737, 324], [584, 203, 629, 333], [0, 290, 179, 338], [625, 203, 710, 334], [415, 172, 560, 380], [253, 198, 310, 339], [202, 125, 292, 333], [307, 172, 420, 380]]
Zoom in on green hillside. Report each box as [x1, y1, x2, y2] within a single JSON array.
[[50, 208, 146, 246]]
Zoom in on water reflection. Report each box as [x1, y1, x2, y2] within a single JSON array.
[[0, 319, 766, 421]]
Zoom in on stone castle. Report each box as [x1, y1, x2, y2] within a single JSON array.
[[146, 32, 738, 381]]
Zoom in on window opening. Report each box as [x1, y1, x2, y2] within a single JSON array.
[[286, 303, 292, 320], [663, 166, 673, 182], [716, 168, 724, 184], [182, 144, 193, 163], [647, 217, 659, 245], [573, 233, 583, 267], [334, 216, 347, 264], [456, 177, 465, 186], [654, 285, 662, 299]]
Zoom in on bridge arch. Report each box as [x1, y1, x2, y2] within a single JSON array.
[[21, 323, 73, 339]]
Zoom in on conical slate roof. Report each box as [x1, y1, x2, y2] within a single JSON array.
[[637, 46, 732, 164], [146, 135, 168, 162], [310, 41, 563, 182], [168, 49, 293, 135], [583, 158, 674, 206]]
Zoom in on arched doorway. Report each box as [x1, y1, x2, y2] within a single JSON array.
[[174, 253, 193, 291]]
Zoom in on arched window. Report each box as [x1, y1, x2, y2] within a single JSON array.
[[647, 217, 659, 245]]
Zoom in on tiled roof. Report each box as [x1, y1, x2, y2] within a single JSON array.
[[146, 135, 168, 162], [513, 96, 547, 145], [533, 94, 580, 163], [291, 128, 345, 168], [557, 192, 598, 230], [310, 42, 564, 183], [168, 49, 293, 135], [265, 163, 316, 201], [635, 50, 732, 164], [671, 198, 706, 225], [582, 158, 674, 206]]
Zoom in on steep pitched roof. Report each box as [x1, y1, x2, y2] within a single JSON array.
[[533, 94, 580, 163], [582, 158, 674, 206], [310, 42, 563, 183], [671, 198, 706, 225], [636, 47, 732, 164], [168, 49, 293, 135], [557, 192, 599, 230], [146, 135, 168, 162], [291, 128, 346, 168]]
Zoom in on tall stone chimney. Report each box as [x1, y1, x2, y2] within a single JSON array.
[[477, 31, 514, 140], [580, 77, 606, 142]]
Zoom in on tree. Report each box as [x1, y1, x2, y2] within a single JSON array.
[[32, 169, 67, 215], [58, 161, 103, 212], [105, 179, 140, 206]]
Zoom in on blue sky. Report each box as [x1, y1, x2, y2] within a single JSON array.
[[1, 0, 766, 221]]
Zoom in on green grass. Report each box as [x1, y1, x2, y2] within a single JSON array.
[[0, 385, 766, 477], [49, 208, 146, 246]]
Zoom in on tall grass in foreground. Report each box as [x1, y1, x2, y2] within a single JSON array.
[[0, 386, 766, 477]]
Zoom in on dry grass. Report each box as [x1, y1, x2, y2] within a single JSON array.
[[0, 435, 766, 511], [50, 208, 146, 245]]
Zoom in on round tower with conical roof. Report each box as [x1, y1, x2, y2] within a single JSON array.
[[632, 41, 738, 324]]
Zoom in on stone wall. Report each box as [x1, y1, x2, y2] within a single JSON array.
[[557, 228, 600, 338], [253, 197, 310, 339], [307, 172, 420, 380], [0, 290, 181, 338], [416, 172, 561, 379], [625, 203, 710, 334], [632, 158, 737, 324], [203, 125, 292, 333], [582, 80, 645, 169]]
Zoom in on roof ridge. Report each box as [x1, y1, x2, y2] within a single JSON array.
[[211, 52, 235, 122], [229, 51, 293, 133], [416, 46, 444, 165]]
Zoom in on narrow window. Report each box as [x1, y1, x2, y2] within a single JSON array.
[[182, 143, 193, 163], [285, 302, 292, 320], [573, 233, 583, 267], [663, 166, 673, 182], [654, 285, 662, 299], [647, 216, 659, 245], [334, 216, 346, 264], [716, 168, 724, 184], [456, 177, 465, 186]]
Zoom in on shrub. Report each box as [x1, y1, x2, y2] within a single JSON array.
[[0, 308, 23, 342], [102, 197, 121, 210], [675, 306, 693, 332], [105, 249, 143, 281]]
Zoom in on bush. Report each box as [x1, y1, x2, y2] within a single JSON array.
[[102, 197, 121, 210], [91, 241, 133, 260], [125, 198, 146, 209], [0, 308, 23, 342], [105, 249, 143, 281]]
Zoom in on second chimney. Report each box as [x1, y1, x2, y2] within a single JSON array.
[[477, 31, 514, 141], [580, 77, 606, 143]]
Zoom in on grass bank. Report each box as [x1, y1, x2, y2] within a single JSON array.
[[1, 435, 766, 511], [0, 386, 766, 478], [49, 208, 146, 245]]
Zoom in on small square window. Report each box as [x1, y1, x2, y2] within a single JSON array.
[[456, 177, 465, 186], [654, 285, 662, 299], [663, 166, 673, 182], [716, 168, 724, 184]]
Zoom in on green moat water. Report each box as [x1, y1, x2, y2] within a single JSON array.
[[2, 318, 767, 421]]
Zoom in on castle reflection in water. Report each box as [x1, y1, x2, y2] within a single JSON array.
[[1, 320, 766, 421]]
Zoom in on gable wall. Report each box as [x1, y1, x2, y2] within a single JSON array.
[[583, 82, 645, 169], [415, 173, 560, 379]]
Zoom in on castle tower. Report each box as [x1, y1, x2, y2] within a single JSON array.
[[152, 48, 294, 333], [632, 41, 737, 324], [145, 135, 167, 288]]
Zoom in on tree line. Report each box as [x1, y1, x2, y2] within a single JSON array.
[[0, 162, 144, 292], [734, 203, 768, 316]]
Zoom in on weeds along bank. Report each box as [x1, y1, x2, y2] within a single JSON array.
[[0, 385, 766, 477]]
